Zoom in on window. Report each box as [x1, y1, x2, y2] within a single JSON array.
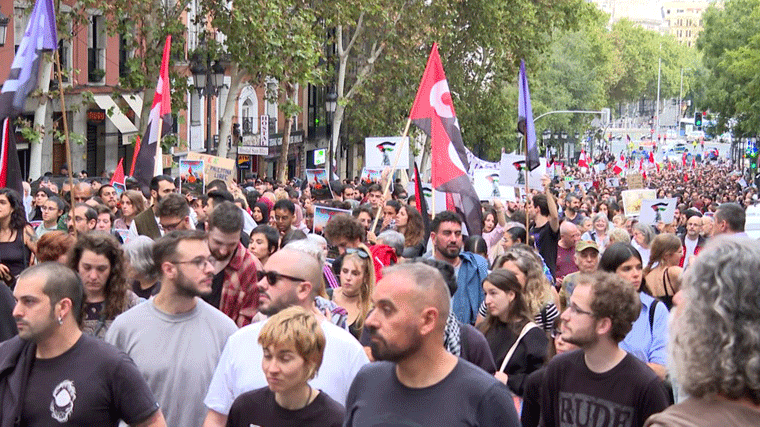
[[242, 99, 254, 135], [88, 15, 106, 82]]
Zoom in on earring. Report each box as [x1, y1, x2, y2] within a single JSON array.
[[57, 316, 63, 325]]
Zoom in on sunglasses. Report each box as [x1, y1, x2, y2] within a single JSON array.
[[345, 248, 369, 259], [256, 270, 305, 285]]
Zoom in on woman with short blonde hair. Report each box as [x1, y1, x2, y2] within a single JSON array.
[[225, 307, 344, 427]]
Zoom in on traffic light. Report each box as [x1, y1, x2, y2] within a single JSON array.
[[694, 112, 703, 129]]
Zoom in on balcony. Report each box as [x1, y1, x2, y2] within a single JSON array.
[[242, 117, 254, 135]]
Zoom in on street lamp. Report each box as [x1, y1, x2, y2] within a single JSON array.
[[191, 49, 227, 154], [325, 89, 337, 176], [0, 10, 9, 47]]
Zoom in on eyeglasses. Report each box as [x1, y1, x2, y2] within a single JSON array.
[[171, 256, 214, 269], [345, 248, 369, 259], [568, 302, 594, 317], [161, 218, 186, 232], [256, 270, 305, 286]]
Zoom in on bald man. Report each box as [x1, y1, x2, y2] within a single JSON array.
[[202, 248, 369, 427], [344, 263, 520, 426], [71, 181, 93, 204], [556, 221, 581, 284]]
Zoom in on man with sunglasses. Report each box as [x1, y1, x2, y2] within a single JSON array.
[[541, 272, 669, 427], [203, 247, 368, 427], [106, 230, 237, 427]]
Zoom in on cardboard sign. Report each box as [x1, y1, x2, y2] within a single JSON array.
[[621, 189, 657, 217], [639, 198, 678, 225], [473, 169, 516, 202], [360, 168, 383, 186], [627, 173, 643, 189], [179, 159, 205, 194], [305, 169, 330, 192], [365, 137, 410, 169], [313, 205, 351, 234], [186, 152, 236, 187], [499, 154, 547, 191], [606, 177, 620, 188]]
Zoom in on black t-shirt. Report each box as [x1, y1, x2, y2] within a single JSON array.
[[0, 284, 16, 341], [530, 221, 560, 277], [226, 386, 344, 427], [345, 359, 520, 426], [540, 350, 670, 427], [21, 334, 159, 426], [203, 270, 225, 309]]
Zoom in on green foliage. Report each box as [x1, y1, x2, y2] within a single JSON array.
[[698, 0, 760, 134]]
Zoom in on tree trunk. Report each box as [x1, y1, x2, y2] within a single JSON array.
[[277, 116, 293, 184], [277, 85, 297, 184], [217, 64, 245, 158], [29, 59, 54, 180]]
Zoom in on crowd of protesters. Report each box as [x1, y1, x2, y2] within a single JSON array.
[[0, 156, 758, 427]]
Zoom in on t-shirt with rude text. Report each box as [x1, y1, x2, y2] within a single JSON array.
[[540, 350, 669, 427]]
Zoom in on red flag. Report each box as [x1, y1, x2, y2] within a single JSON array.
[[649, 151, 655, 164], [612, 153, 625, 175], [129, 136, 141, 177], [692, 158, 696, 168], [133, 35, 172, 194], [578, 150, 589, 169], [409, 43, 482, 235], [110, 158, 125, 186], [0, 118, 23, 195]]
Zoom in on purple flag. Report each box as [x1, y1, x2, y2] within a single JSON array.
[[0, 0, 58, 118], [518, 60, 540, 171]]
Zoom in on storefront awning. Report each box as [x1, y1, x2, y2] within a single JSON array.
[[93, 94, 139, 136]]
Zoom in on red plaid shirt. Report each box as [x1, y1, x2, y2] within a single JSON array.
[[220, 242, 262, 327]]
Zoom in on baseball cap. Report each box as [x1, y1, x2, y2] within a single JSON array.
[[575, 240, 599, 253]]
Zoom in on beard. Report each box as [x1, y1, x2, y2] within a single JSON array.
[[561, 324, 598, 348], [435, 242, 460, 260], [258, 287, 299, 316], [367, 326, 422, 363], [175, 268, 213, 298]]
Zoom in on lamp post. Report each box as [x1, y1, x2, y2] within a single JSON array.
[[191, 49, 227, 154], [542, 129, 551, 157], [0, 10, 9, 47], [325, 89, 337, 176]]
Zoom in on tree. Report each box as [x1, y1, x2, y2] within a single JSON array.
[[698, 0, 760, 134], [203, 0, 325, 182]]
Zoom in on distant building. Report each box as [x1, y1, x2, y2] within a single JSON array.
[[661, 0, 719, 47]]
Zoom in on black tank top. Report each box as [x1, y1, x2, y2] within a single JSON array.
[[0, 229, 26, 286]]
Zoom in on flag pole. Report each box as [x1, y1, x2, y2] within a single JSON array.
[[53, 49, 74, 191], [371, 117, 412, 233], [431, 188, 436, 220], [524, 135, 530, 233]]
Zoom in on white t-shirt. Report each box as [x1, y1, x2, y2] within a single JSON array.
[[204, 318, 369, 415]]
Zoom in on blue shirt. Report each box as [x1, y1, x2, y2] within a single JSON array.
[[620, 292, 668, 366]]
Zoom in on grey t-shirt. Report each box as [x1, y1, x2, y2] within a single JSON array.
[[105, 298, 237, 427], [344, 359, 521, 426]]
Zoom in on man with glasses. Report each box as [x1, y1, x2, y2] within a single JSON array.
[[541, 272, 669, 427], [66, 203, 97, 237], [106, 230, 237, 427], [202, 246, 368, 427], [156, 193, 193, 233], [202, 201, 261, 327], [35, 196, 65, 237]]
